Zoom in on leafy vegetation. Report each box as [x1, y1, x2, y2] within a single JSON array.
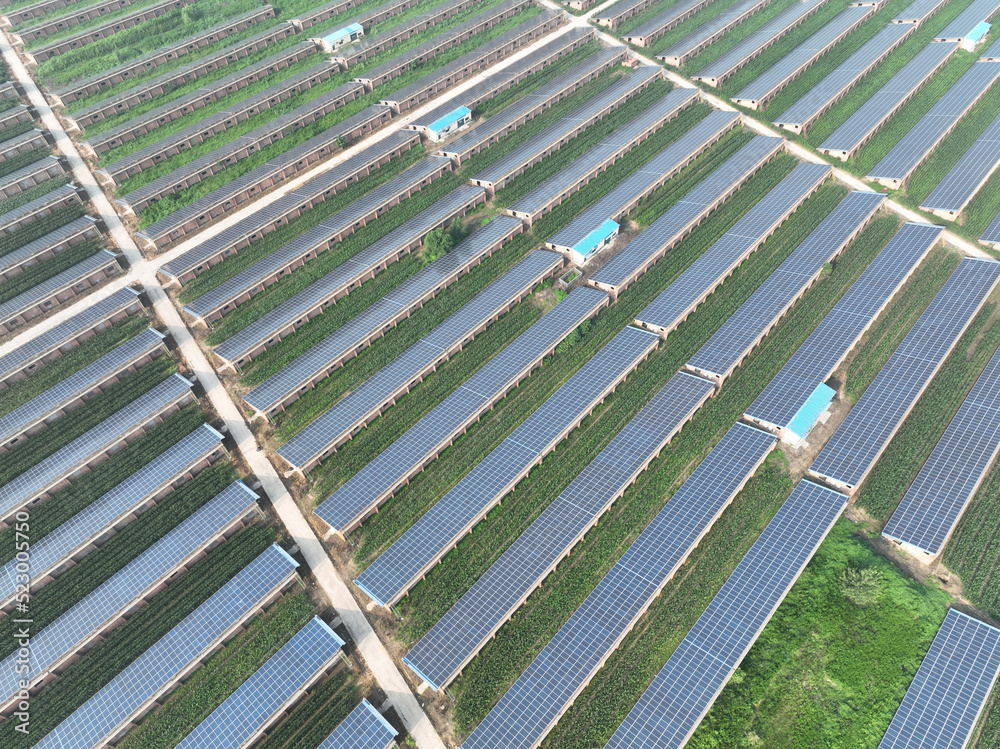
[[0, 238, 102, 305], [945, 454, 1000, 620], [0, 176, 71, 217], [0, 146, 49, 179], [0, 203, 88, 258]]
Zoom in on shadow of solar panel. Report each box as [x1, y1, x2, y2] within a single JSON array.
[[462, 423, 776, 749], [403, 369, 715, 691], [810, 257, 1000, 490], [687, 191, 886, 383], [318, 699, 398, 749], [354, 325, 659, 608], [921, 109, 1000, 217], [605, 479, 846, 749], [879, 608, 1000, 749], [745, 222, 942, 434]]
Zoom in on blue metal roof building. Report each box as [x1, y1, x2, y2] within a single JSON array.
[[572, 219, 619, 264], [428, 106, 472, 141], [786, 382, 836, 442]]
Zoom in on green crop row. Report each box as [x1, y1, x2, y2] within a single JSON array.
[[27, 0, 201, 48], [178, 145, 427, 303], [0, 121, 36, 145], [3, 524, 277, 748], [856, 304, 1000, 522], [0, 146, 49, 179], [644, 0, 744, 56], [255, 662, 360, 749], [973, 686, 1000, 749], [0, 238, 102, 305], [0, 406, 207, 554], [945, 457, 1000, 621], [0, 203, 88, 258], [448, 212, 901, 738], [0, 175, 70, 217], [0, 355, 177, 486], [120, 590, 315, 749], [0, 462, 238, 652]]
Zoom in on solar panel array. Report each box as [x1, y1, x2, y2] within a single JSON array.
[[471, 67, 663, 191], [183, 156, 452, 322], [686, 191, 885, 383], [0, 216, 102, 279], [868, 61, 1000, 187], [589, 135, 788, 294], [0, 327, 166, 448], [311, 285, 607, 533], [773, 22, 916, 133], [818, 42, 958, 159], [882, 341, 1000, 557], [0, 183, 80, 237], [546, 110, 741, 254], [935, 0, 1000, 40], [177, 616, 344, 748], [276, 249, 564, 472], [403, 369, 715, 691], [595, 0, 659, 28], [634, 162, 831, 332], [507, 88, 701, 223], [0, 373, 195, 522], [811, 257, 1000, 490], [462, 423, 776, 749], [921, 109, 1000, 217], [984, 33, 1000, 60], [0, 424, 224, 604], [318, 699, 398, 749], [354, 325, 659, 608], [879, 608, 1000, 749], [893, 0, 948, 24], [732, 4, 876, 108], [605, 479, 847, 749], [659, 0, 774, 67], [0, 481, 258, 705], [213, 185, 486, 367], [693, 0, 830, 86], [746, 221, 942, 434], [624, 0, 714, 46], [0, 286, 142, 385], [34, 544, 299, 749]]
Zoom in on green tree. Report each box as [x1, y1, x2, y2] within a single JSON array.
[[423, 227, 453, 264]]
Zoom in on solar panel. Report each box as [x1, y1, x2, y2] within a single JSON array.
[[634, 162, 832, 332], [882, 340, 1000, 557], [0, 183, 80, 237], [596, 0, 659, 29], [746, 221, 941, 436], [34, 544, 299, 749], [773, 22, 916, 133], [273, 249, 563, 472], [590, 136, 797, 297], [982, 211, 1000, 246], [508, 89, 702, 224], [605, 479, 847, 749], [732, 5, 876, 109], [0, 373, 195, 523], [920, 109, 1000, 218], [462, 422, 776, 749], [317, 699, 398, 749], [624, 0, 715, 47], [213, 185, 486, 367], [686, 191, 886, 384], [868, 61, 1000, 188], [879, 608, 1000, 749], [354, 325, 659, 608], [0, 480, 258, 706], [0, 327, 166, 448], [310, 286, 608, 534], [659, 0, 775, 67], [0, 423, 225, 605], [546, 110, 741, 254], [984, 33, 1000, 60], [0, 216, 102, 280], [176, 616, 344, 749], [818, 42, 959, 160], [935, 0, 1000, 40], [403, 369, 715, 691], [692, 0, 830, 87], [893, 0, 948, 23], [810, 257, 1000, 491]]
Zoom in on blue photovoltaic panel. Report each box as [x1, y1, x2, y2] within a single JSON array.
[[982, 211, 1000, 245], [868, 62, 1000, 187], [177, 617, 344, 748], [660, 0, 774, 66], [935, 0, 1000, 40], [404, 369, 715, 691], [882, 342, 1000, 557], [633, 162, 831, 330], [0, 424, 224, 603], [819, 42, 958, 158], [985, 33, 1000, 60], [0, 480, 258, 704], [893, 0, 948, 23], [318, 699, 398, 749], [277, 249, 565, 472], [687, 191, 886, 382], [462, 423, 776, 749], [34, 545, 299, 749], [811, 257, 1000, 490], [605, 479, 847, 749], [0, 327, 165, 447], [921, 109, 1000, 216], [745, 222, 942, 433], [0, 373, 194, 520], [312, 286, 608, 533], [880, 609, 1000, 749], [355, 325, 659, 608], [0, 250, 119, 327]]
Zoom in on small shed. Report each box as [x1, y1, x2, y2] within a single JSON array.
[[572, 219, 619, 265], [964, 21, 992, 50], [428, 106, 472, 141], [786, 383, 836, 443], [317, 23, 364, 52]]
